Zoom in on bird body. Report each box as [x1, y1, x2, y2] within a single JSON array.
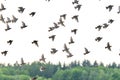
[[0, 14, 5, 23], [49, 35, 56, 41], [72, 15, 79, 22], [0, 4, 6, 11], [51, 48, 58, 54], [84, 48, 90, 55], [21, 21, 27, 29], [11, 15, 18, 23], [95, 37, 102, 42], [32, 40, 39, 47], [7, 40, 13, 45], [5, 24, 11, 31], [74, 4, 82, 11], [29, 12, 36, 17], [1, 51, 8, 56], [18, 7, 25, 13], [39, 54, 46, 62], [69, 37, 74, 44], [106, 5, 113, 12], [105, 42, 112, 51]]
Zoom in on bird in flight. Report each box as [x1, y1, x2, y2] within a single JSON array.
[[95, 37, 102, 42], [103, 23, 109, 29], [48, 27, 55, 32], [18, 7, 25, 13], [53, 22, 59, 28], [108, 19, 114, 24], [69, 37, 75, 44], [49, 35, 56, 41], [0, 14, 5, 23], [0, 4, 6, 11], [62, 44, 70, 53], [71, 29, 78, 35], [21, 21, 27, 29], [39, 54, 46, 62], [7, 40, 13, 45], [105, 42, 112, 51], [95, 25, 102, 31], [32, 40, 39, 47], [11, 15, 18, 23], [74, 4, 82, 11], [6, 17, 11, 23], [106, 5, 113, 12], [1, 50, 8, 56], [58, 18, 65, 27], [72, 0, 79, 5], [72, 15, 79, 22], [67, 53, 73, 58], [60, 14, 67, 20], [29, 12, 36, 17], [5, 24, 11, 31], [84, 48, 90, 55], [117, 6, 120, 14], [51, 48, 58, 54]]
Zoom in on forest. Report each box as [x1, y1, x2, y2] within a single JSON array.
[[0, 59, 120, 80]]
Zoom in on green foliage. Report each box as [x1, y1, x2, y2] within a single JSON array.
[[0, 60, 120, 80]]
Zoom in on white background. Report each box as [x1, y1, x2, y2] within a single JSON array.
[[0, 0, 120, 65]]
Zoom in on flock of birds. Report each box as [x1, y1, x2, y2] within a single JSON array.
[[1, 0, 120, 79]]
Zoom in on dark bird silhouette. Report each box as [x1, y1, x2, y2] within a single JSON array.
[[49, 35, 56, 41], [69, 37, 75, 44], [108, 19, 114, 24], [6, 17, 11, 23], [21, 21, 27, 29], [51, 48, 58, 54], [67, 53, 73, 58], [58, 18, 65, 27], [95, 37, 102, 42], [72, 15, 79, 22], [74, 4, 82, 11], [5, 24, 11, 31], [32, 77, 37, 80], [0, 4, 6, 11], [71, 29, 77, 35], [53, 22, 59, 28], [84, 48, 90, 55], [117, 6, 120, 14], [48, 27, 55, 32], [72, 0, 79, 4], [103, 23, 109, 28], [39, 54, 46, 62], [18, 7, 25, 13], [11, 15, 18, 23], [32, 40, 39, 47], [106, 5, 113, 12], [1, 51, 8, 56], [29, 12, 36, 17], [7, 40, 13, 45], [95, 25, 102, 31], [60, 14, 66, 20], [105, 42, 112, 51], [62, 44, 69, 52], [0, 14, 5, 23]]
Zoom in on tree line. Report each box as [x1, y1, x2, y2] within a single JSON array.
[[0, 59, 120, 80]]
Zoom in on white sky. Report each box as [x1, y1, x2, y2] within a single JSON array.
[[0, 0, 120, 65]]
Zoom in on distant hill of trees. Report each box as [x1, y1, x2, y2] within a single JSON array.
[[0, 59, 120, 80]]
